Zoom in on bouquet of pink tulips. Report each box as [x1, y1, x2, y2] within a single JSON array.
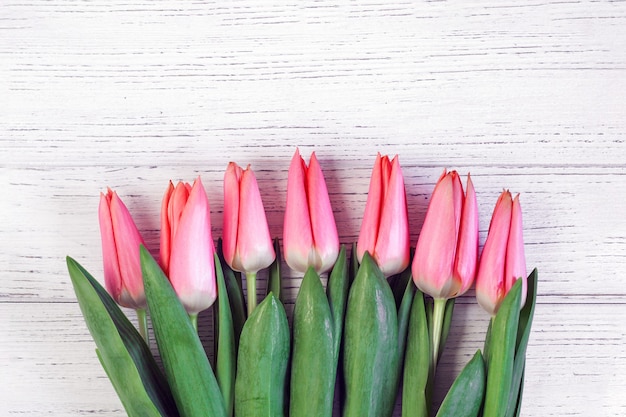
[[67, 149, 537, 417]]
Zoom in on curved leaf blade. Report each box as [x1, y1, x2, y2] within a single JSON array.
[[290, 268, 335, 417], [67, 256, 178, 417], [235, 293, 290, 417], [215, 253, 236, 416], [140, 246, 226, 417], [435, 350, 485, 417]]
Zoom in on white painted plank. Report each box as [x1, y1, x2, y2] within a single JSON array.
[[2, 2, 626, 168]]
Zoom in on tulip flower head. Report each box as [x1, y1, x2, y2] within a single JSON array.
[[284, 149, 339, 274], [357, 153, 410, 277], [223, 162, 275, 275], [476, 191, 527, 316], [160, 177, 216, 316], [412, 170, 479, 300], [98, 189, 147, 310]]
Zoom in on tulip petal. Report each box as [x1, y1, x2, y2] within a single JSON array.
[[357, 153, 383, 263], [99, 191, 122, 303], [380, 154, 391, 201], [413, 173, 459, 299], [374, 155, 410, 277], [476, 191, 513, 316], [160, 182, 174, 274], [223, 162, 243, 271], [284, 149, 314, 273], [505, 194, 527, 308], [169, 177, 216, 315], [307, 152, 339, 273], [451, 171, 463, 243], [237, 166, 275, 273], [169, 182, 191, 241], [454, 174, 479, 296], [109, 191, 146, 309]]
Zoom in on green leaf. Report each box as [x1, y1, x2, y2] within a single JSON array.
[[394, 262, 416, 417], [435, 350, 485, 417], [267, 237, 283, 301], [290, 268, 335, 417], [514, 367, 525, 417], [66, 256, 178, 417], [215, 254, 236, 417], [338, 242, 359, 411], [343, 252, 399, 417], [216, 239, 246, 351], [396, 268, 416, 367], [482, 279, 522, 417], [402, 289, 432, 417], [394, 250, 416, 382], [506, 269, 538, 417], [140, 246, 226, 417], [349, 242, 359, 286], [438, 298, 455, 363], [235, 293, 290, 417], [327, 245, 349, 362]]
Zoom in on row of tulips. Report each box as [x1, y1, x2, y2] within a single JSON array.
[[67, 149, 537, 417]]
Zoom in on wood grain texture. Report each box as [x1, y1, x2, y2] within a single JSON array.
[[2, 1, 626, 416]]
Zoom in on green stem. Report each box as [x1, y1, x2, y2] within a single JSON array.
[[189, 314, 198, 333], [431, 297, 447, 374], [246, 272, 257, 317], [137, 308, 149, 344]]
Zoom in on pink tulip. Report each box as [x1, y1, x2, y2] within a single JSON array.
[[357, 153, 410, 277], [98, 189, 147, 309], [284, 149, 339, 274], [412, 170, 479, 300], [160, 177, 216, 316], [223, 162, 275, 274], [476, 191, 527, 316]]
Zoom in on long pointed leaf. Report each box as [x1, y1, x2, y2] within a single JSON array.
[[67, 257, 178, 417], [327, 245, 348, 361], [343, 252, 398, 417], [267, 238, 283, 300], [397, 278, 416, 367], [290, 268, 335, 417], [349, 242, 359, 286], [514, 368, 526, 417], [396, 250, 416, 365], [235, 293, 290, 417], [338, 243, 359, 411], [216, 243, 246, 350], [435, 350, 485, 417], [215, 254, 236, 416], [482, 279, 522, 417], [506, 269, 538, 417], [402, 289, 431, 417], [438, 298, 455, 362], [140, 246, 226, 417]]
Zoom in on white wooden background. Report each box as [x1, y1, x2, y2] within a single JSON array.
[[2, 1, 626, 416]]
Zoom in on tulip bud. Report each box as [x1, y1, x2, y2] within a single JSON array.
[[223, 162, 275, 275], [412, 170, 479, 300], [160, 177, 216, 316], [284, 149, 339, 274], [476, 191, 527, 316], [98, 189, 147, 309], [357, 153, 410, 277]]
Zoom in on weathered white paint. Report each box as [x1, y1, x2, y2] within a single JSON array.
[[2, 1, 626, 415]]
